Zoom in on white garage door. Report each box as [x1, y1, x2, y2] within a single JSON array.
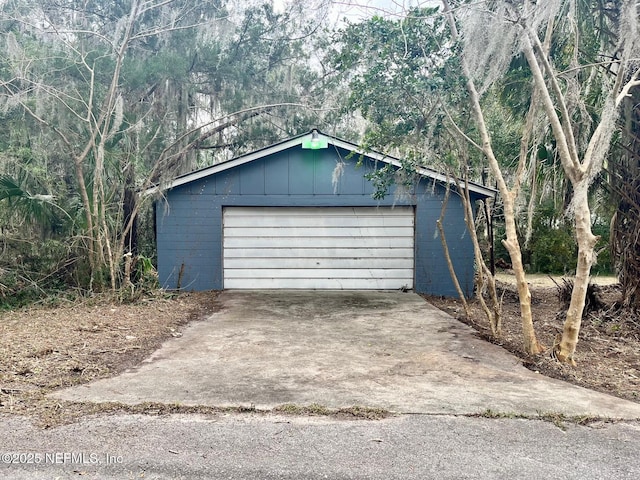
[[223, 206, 414, 289]]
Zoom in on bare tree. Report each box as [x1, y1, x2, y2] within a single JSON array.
[[519, 3, 640, 364], [444, 0, 640, 363], [442, 0, 544, 354], [1, 0, 325, 291]]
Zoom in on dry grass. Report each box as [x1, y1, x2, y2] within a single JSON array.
[[0, 291, 221, 426]]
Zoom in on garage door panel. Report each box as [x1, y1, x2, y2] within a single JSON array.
[[224, 236, 414, 249], [224, 257, 414, 269], [225, 215, 413, 228], [224, 278, 412, 289], [225, 206, 411, 217], [224, 226, 415, 238], [226, 268, 413, 279], [223, 207, 414, 289], [224, 247, 415, 259]]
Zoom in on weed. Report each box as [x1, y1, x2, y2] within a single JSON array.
[[474, 409, 611, 429]]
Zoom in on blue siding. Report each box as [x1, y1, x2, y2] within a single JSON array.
[[215, 168, 240, 195], [156, 144, 477, 297], [313, 150, 339, 194], [264, 153, 290, 194], [240, 158, 265, 195], [289, 150, 315, 194]]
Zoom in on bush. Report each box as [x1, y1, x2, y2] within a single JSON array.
[[0, 239, 76, 309], [489, 202, 613, 276], [529, 227, 576, 274]]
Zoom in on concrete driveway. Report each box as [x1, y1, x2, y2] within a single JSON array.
[[54, 290, 640, 418]]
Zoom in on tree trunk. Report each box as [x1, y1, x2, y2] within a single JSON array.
[[556, 184, 599, 364], [612, 93, 640, 308], [437, 184, 471, 319], [73, 157, 97, 281], [501, 191, 543, 354], [442, 0, 543, 353], [123, 162, 138, 255]]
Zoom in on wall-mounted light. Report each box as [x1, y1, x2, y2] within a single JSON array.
[[302, 129, 328, 150]]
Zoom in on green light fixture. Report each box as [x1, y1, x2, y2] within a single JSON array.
[[302, 129, 328, 150]]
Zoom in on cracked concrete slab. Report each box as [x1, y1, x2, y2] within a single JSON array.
[[52, 290, 640, 419]]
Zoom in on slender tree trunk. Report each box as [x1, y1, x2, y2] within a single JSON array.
[[465, 79, 542, 352], [123, 162, 138, 255], [73, 157, 97, 278], [437, 183, 470, 319], [501, 191, 540, 349], [442, 0, 542, 353], [459, 177, 502, 337], [556, 185, 598, 365]]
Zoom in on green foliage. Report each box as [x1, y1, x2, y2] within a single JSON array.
[[0, 271, 48, 310], [0, 239, 72, 309], [530, 227, 576, 274], [485, 202, 577, 275], [0, 174, 64, 228], [492, 200, 605, 276], [521, 204, 613, 275], [331, 7, 461, 155], [117, 254, 160, 303], [134, 255, 158, 288], [0, 0, 325, 300]]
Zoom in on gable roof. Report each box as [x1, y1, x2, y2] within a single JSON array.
[[145, 130, 496, 198]]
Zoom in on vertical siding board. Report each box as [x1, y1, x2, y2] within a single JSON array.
[[211, 202, 223, 290], [362, 159, 377, 196], [194, 178, 216, 195], [215, 169, 240, 195], [313, 150, 337, 195], [264, 151, 290, 194], [338, 155, 366, 195], [156, 142, 483, 297], [239, 157, 265, 195], [289, 150, 315, 194]]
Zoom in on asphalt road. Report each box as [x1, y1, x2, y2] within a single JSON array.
[[1, 412, 639, 479]]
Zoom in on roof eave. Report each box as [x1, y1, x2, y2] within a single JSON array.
[[327, 137, 496, 198]]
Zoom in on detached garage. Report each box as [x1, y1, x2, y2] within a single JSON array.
[[152, 130, 494, 297]]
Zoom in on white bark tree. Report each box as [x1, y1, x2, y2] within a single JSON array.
[[519, 2, 640, 364], [445, 0, 640, 363], [442, 0, 545, 354]]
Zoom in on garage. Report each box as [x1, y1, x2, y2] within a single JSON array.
[[152, 130, 494, 297], [223, 206, 415, 289]]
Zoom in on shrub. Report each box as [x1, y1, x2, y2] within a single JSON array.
[[530, 227, 576, 274]]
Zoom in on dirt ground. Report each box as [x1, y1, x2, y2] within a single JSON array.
[[1, 277, 638, 427], [428, 272, 640, 405], [0, 291, 223, 426]]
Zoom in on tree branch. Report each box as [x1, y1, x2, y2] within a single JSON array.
[[522, 35, 580, 182], [528, 31, 582, 172]]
